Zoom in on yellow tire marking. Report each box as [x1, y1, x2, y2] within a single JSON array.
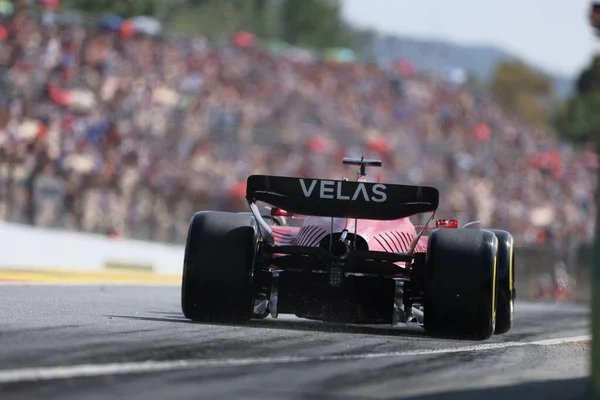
[[492, 254, 497, 322], [509, 239, 514, 292]]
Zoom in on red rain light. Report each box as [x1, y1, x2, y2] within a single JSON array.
[[436, 219, 458, 228], [271, 207, 294, 217]]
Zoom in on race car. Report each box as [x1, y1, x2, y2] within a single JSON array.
[[181, 157, 515, 340]]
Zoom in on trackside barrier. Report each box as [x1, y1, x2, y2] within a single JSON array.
[[0, 221, 589, 300], [0, 221, 594, 301], [0, 222, 185, 276]]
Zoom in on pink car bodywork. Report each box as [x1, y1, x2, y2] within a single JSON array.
[[270, 217, 429, 273], [267, 170, 433, 269], [272, 218, 428, 252]]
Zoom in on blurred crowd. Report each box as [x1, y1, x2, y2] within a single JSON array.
[[0, 5, 596, 255]]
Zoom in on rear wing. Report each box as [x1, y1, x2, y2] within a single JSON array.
[[246, 175, 439, 221]]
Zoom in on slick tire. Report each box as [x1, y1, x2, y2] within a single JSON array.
[[181, 211, 257, 323], [424, 228, 498, 340], [489, 229, 515, 335]]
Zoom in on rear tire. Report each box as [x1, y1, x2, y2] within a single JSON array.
[[489, 229, 515, 335], [424, 228, 498, 340], [181, 211, 257, 323]]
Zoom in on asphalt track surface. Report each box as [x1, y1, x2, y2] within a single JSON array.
[[0, 284, 591, 400]]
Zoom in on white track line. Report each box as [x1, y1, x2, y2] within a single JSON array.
[[0, 335, 590, 384], [528, 335, 590, 346]]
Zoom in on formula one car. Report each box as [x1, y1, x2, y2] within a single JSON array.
[[181, 157, 515, 340]]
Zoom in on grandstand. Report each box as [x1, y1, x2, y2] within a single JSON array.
[[0, 4, 594, 259]]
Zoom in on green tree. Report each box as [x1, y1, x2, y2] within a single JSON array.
[[61, 0, 159, 18], [489, 60, 554, 129], [576, 54, 600, 96], [577, 6, 600, 395], [281, 0, 350, 49], [61, 0, 360, 51], [554, 54, 600, 143]]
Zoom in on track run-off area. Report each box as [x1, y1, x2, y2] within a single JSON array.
[[0, 282, 591, 400]]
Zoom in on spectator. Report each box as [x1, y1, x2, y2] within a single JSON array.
[[0, 6, 595, 250]]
